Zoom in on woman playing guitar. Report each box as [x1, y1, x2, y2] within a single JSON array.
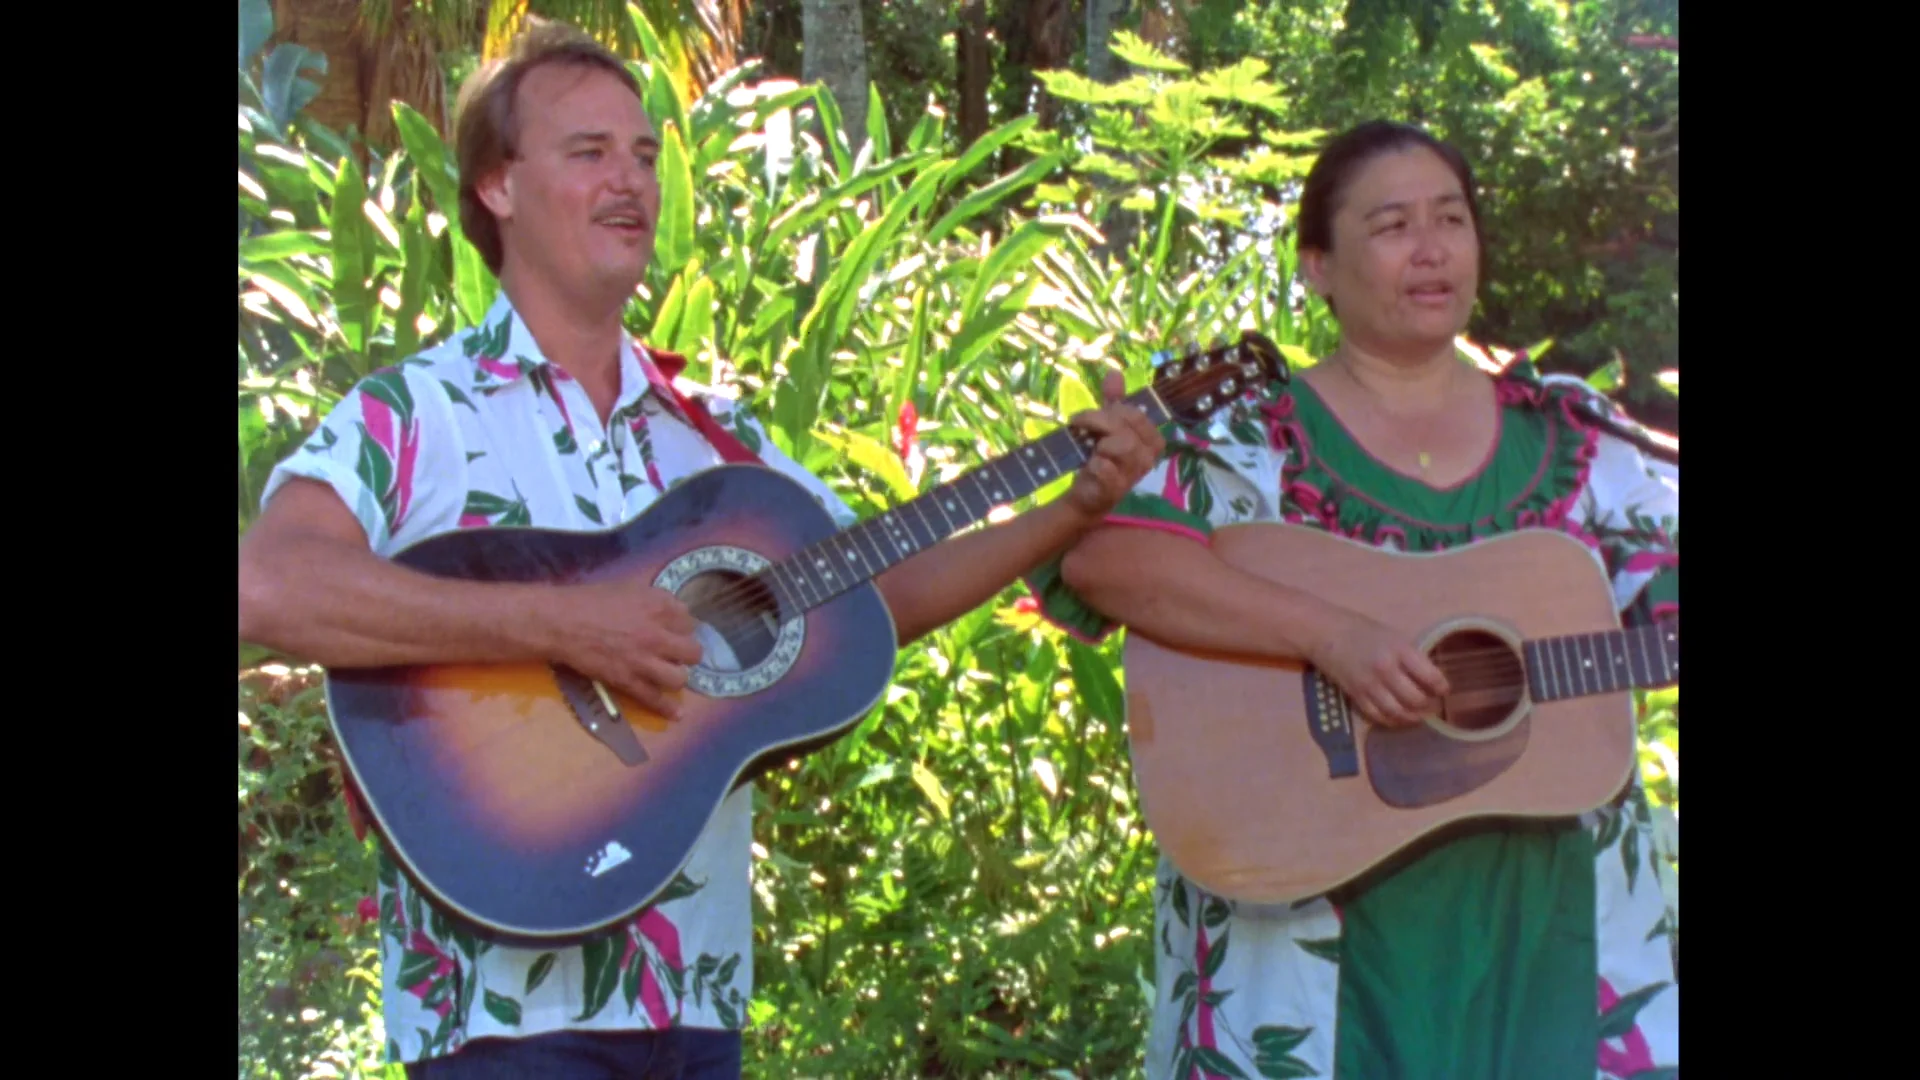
[[1025, 121, 1679, 1080]]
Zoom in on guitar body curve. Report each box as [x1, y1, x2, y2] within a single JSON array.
[[1122, 524, 1640, 904], [324, 464, 899, 946]]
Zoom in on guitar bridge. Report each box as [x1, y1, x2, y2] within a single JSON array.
[[553, 665, 649, 766], [1302, 669, 1359, 779]]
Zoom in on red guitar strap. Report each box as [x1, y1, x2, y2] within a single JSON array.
[[642, 345, 766, 466]]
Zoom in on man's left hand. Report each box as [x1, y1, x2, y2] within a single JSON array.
[[1062, 370, 1166, 520]]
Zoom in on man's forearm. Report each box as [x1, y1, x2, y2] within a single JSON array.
[[238, 532, 559, 669], [875, 499, 1096, 646]]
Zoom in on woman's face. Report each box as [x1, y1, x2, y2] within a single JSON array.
[[1303, 145, 1481, 355]]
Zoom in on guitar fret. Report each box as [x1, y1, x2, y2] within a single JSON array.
[[989, 458, 1026, 503], [1006, 441, 1052, 488], [849, 519, 891, 570], [763, 567, 802, 614], [1549, 638, 1570, 700], [848, 531, 878, 574], [910, 501, 945, 549], [1655, 623, 1677, 683], [960, 471, 997, 519], [1021, 442, 1061, 487], [784, 556, 825, 606], [1525, 642, 1548, 702], [805, 545, 844, 598], [875, 511, 918, 560], [1626, 625, 1650, 686], [927, 487, 963, 533], [1576, 634, 1596, 695], [1033, 436, 1070, 479]]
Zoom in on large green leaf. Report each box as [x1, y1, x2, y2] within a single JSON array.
[[238, 231, 330, 262], [925, 152, 1068, 245], [655, 122, 697, 281], [239, 0, 273, 70], [961, 219, 1070, 323], [811, 424, 916, 502], [450, 227, 497, 329], [259, 45, 326, 134], [391, 103, 460, 217], [329, 155, 374, 360], [393, 194, 437, 358]]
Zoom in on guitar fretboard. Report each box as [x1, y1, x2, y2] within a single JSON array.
[[759, 388, 1174, 614], [1523, 619, 1678, 702]]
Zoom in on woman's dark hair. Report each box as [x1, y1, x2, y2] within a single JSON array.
[[1296, 120, 1483, 256]]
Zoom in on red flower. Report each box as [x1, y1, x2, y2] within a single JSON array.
[[895, 401, 918, 462]]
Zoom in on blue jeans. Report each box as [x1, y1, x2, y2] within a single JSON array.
[[403, 1028, 741, 1079]]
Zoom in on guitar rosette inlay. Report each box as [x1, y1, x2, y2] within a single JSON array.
[[653, 545, 805, 698]]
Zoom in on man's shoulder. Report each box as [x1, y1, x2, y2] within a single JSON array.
[[349, 328, 504, 413]]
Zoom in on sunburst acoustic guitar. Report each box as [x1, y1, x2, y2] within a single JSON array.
[[324, 333, 1285, 946]]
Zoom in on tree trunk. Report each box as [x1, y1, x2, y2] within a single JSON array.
[[1085, 0, 1130, 83], [957, 0, 991, 148], [272, 0, 372, 139], [801, 0, 870, 154], [269, 0, 454, 152], [1084, 0, 1135, 260]]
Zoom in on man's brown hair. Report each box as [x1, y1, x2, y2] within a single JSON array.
[[451, 18, 646, 275]]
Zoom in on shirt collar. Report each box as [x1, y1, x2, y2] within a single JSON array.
[[458, 289, 692, 423]]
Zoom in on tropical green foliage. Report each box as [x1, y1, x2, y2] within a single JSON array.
[[239, 5, 1677, 1077], [839, 0, 1680, 426]]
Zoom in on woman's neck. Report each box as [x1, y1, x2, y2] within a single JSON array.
[[1326, 339, 1465, 415]]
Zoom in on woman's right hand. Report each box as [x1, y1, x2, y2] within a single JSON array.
[[1307, 610, 1451, 727]]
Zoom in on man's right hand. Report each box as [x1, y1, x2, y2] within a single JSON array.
[[1306, 609, 1451, 728], [536, 578, 706, 719]]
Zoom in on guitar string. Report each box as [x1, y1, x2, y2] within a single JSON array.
[[666, 356, 1270, 635]]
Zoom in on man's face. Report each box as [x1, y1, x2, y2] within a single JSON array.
[[481, 63, 661, 298]]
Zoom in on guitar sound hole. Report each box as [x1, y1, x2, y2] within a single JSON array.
[[678, 570, 782, 674], [1428, 629, 1527, 735]]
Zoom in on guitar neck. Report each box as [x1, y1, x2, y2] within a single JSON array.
[[1523, 618, 1678, 702], [760, 386, 1173, 612]]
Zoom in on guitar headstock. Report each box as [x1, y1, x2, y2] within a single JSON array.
[[1150, 332, 1288, 429]]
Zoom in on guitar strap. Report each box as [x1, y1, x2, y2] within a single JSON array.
[[642, 345, 767, 466], [1567, 398, 1679, 467], [1510, 357, 1679, 468]]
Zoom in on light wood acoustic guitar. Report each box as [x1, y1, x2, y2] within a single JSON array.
[[323, 334, 1285, 946], [1122, 524, 1679, 903]]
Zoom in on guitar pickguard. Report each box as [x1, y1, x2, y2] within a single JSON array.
[[1302, 669, 1359, 779]]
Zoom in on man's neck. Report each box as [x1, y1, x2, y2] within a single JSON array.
[[497, 264, 630, 419]]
